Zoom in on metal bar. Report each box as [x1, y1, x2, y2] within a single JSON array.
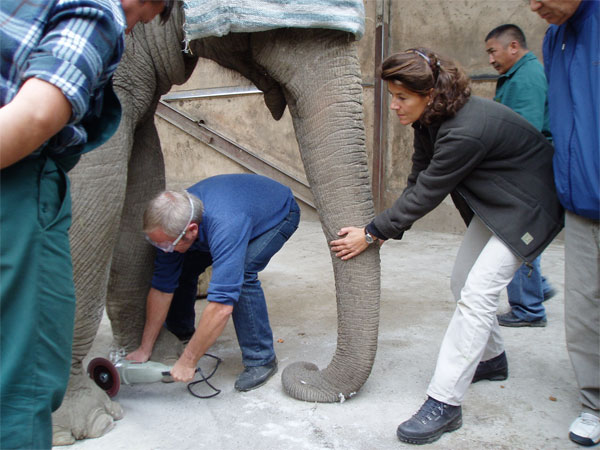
[[162, 83, 376, 102], [156, 101, 315, 208], [161, 86, 263, 102], [372, 0, 389, 213]]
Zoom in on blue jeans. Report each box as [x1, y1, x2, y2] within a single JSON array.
[[506, 255, 553, 321], [166, 201, 300, 367]]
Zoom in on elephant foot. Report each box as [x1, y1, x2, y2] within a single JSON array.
[[281, 361, 360, 403], [52, 372, 123, 446], [151, 329, 184, 365]]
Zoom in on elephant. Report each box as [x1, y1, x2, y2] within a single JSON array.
[[51, 3, 380, 445]]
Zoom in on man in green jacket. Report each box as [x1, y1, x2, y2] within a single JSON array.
[[484, 24, 555, 329]]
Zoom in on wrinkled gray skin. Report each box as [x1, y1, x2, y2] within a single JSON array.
[[52, 5, 380, 445]]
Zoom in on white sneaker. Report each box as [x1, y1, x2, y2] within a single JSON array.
[[569, 412, 600, 446]]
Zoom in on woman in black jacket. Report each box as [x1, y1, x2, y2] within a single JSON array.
[[330, 48, 563, 445]]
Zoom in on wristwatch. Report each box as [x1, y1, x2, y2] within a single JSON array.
[[364, 229, 376, 244]]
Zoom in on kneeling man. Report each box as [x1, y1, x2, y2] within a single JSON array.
[[127, 174, 300, 391]]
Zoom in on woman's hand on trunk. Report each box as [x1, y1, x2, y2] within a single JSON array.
[[330, 226, 370, 260]]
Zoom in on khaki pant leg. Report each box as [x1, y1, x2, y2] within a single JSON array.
[[564, 211, 600, 414]]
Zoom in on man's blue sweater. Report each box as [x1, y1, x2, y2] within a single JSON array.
[[151, 174, 296, 305]]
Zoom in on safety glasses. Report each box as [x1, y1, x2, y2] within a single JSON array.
[[145, 193, 195, 253]]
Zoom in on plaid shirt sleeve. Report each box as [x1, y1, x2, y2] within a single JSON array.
[[1, 0, 126, 158]]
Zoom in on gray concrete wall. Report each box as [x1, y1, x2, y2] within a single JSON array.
[[156, 0, 549, 232]]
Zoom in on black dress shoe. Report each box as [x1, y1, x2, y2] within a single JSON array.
[[472, 351, 508, 383], [234, 359, 278, 392], [396, 396, 462, 445]]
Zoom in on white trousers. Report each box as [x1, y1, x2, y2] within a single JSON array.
[[427, 215, 521, 406], [564, 211, 600, 414]]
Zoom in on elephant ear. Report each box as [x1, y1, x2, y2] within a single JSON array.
[[190, 34, 287, 120]]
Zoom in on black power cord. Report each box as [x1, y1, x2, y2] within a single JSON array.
[[186, 353, 223, 399]]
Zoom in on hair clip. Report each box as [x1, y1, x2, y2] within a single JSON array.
[[411, 49, 431, 64]]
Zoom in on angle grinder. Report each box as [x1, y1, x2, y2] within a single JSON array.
[[87, 354, 222, 398], [87, 358, 177, 397]]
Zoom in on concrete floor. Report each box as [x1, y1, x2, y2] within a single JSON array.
[[70, 218, 583, 450]]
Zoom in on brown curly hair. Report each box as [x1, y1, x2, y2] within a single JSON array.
[[380, 48, 471, 125]]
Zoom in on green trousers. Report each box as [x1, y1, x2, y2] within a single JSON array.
[[1, 156, 76, 449]]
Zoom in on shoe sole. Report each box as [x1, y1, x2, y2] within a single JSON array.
[[397, 416, 463, 445], [471, 373, 508, 383], [498, 320, 546, 328], [569, 432, 600, 447]]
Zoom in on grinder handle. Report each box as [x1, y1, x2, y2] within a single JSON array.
[[161, 368, 199, 376]]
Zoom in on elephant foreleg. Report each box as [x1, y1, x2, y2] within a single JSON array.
[[106, 112, 183, 362], [105, 116, 165, 348]]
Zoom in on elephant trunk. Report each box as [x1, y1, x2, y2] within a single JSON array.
[[252, 29, 380, 402]]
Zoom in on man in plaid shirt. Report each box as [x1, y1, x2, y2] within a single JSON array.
[[0, 1, 173, 448]]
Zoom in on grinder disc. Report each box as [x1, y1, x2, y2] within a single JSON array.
[[87, 357, 120, 397]]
